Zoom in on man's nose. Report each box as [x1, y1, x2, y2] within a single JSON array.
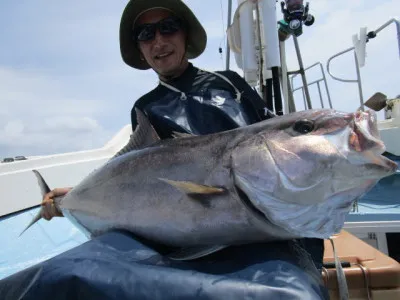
[[153, 30, 166, 47], [154, 30, 161, 40]]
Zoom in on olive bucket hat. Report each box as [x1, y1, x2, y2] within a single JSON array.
[[119, 0, 207, 70]]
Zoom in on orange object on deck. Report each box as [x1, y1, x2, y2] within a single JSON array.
[[322, 230, 400, 300]]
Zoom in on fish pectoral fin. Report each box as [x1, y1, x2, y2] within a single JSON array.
[[158, 178, 226, 195], [167, 245, 227, 261]]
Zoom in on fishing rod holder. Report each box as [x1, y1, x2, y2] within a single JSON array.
[[279, 0, 315, 38]]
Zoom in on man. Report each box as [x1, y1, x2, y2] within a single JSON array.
[[40, 0, 324, 280], [33, 1, 329, 298], [41, 0, 274, 219], [115, 0, 275, 153]]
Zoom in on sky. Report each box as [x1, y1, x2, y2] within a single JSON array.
[[0, 0, 399, 158]]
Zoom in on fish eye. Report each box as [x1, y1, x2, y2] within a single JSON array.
[[293, 119, 315, 134]]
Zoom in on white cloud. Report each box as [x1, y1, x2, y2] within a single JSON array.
[[0, 116, 112, 157], [43, 116, 100, 133], [0, 68, 108, 116], [0, 66, 119, 157], [0, 0, 398, 158], [3, 120, 24, 137], [0, 60, 157, 157]]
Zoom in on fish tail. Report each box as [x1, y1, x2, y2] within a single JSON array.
[[32, 169, 52, 198], [19, 170, 52, 237], [19, 210, 42, 237]]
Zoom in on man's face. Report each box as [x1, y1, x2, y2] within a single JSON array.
[[135, 9, 187, 77]]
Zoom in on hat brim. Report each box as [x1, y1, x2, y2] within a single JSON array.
[[119, 0, 207, 70]]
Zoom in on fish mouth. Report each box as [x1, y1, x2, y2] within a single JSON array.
[[349, 110, 384, 152], [349, 110, 398, 173]]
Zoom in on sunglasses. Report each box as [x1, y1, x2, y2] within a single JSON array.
[[133, 16, 184, 42]]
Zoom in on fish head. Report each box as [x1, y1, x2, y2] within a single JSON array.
[[231, 109, 397, 237]]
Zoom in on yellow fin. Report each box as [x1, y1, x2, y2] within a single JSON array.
[[159, 178, 225, 195], [171, 131, 195, 138]]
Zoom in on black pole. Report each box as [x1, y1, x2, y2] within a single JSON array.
[[272, 67, 283, 115], [264, 78, 274, 112]]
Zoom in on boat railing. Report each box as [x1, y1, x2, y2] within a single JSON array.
[[326, 18, 400, 111], [287, 18, 399, 113], [289, 62, 333, 110]]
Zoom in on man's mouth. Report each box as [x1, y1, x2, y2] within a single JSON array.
[[154, 52, 173, 60]]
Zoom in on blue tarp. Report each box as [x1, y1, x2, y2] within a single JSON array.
[[0, 207, 89, 280], [0, 231, 328, 300]]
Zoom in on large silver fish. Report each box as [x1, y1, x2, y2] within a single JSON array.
[[22, 108, 397, 259]]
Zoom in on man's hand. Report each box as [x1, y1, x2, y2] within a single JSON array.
[[41, 187, 72, 220]]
